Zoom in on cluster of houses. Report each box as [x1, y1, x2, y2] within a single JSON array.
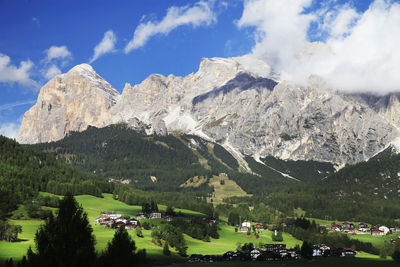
[[95, 212, 138, 229], [239, 221, 264, 232], [328, 222, 400, 236], [189, 243, 356, 263], [95, 211, 170, 229]]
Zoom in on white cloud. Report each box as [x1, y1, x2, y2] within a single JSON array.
[[41, 45, 72, 80], [0, 53, 35, 86], [0, 100, 36, 112], [44, 46, 72, 62], [44, 64, 61, 79], [125, 0, 216, 53], [89, 30, 117, 63], [238, 0, 400, 94], [0, 122, 19, 139]]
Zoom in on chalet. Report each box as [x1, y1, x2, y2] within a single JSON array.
[[331, 223, 341, 231], [371, 229, 385, 236], [116, 221, 125, 228], [136, 213, 147, 220], [358, 223, 370, 232], [128, 219, 138, 225], [149, 212, 162, 219], [125, 223, 136, 230], [250, 249, 262, 260], [342, 222, 354, 229], [254, 224, 264, 230], [312, 245, 322, 256], [109, 213, 122, 220], [340, 249, 356, 257], [239, 226, 250, 232], [241, 221, 251, 228], [264, 244, 286, 251], [379, 226, 390, 234], [389, 226, 400, 232], [115, 218, 127, 224], [164, 216, 173, 222], [331, 223, 342, 232]]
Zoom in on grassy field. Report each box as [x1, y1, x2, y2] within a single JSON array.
[[349, 233, 400, 250], [207, 175, 251, 205], [303, 217, 400, 250], [0, 193, 298, 262]]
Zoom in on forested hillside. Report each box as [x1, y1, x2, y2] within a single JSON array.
[[228, 153, 400, 225], [31, 125, 298, 192], [0, 135, 112, 219]]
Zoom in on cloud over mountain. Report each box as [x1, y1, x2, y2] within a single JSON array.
[[238, 0, 400, 94]]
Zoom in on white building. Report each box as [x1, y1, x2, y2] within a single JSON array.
[[379, 226, 390, 234], [242, 221, 251, 228]]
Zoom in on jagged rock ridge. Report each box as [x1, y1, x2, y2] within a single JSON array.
[[17, 57, 400, 166]]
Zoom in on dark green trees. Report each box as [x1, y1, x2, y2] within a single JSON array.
[[300, 241, 313, 260], [27, 195, 96, 267], [0, 221, 22, 242], [392, 241, 400, 262], [272, 230, 283, 242], [101, 227, 145, 266], [228, 212, 240, 226], [163, 241, 171, 256]]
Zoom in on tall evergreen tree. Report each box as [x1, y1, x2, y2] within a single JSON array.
[[101, 227, 144, 266], [27, 195, 96, 267]]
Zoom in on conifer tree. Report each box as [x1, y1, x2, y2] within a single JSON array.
[[27, 195, 96, 267]]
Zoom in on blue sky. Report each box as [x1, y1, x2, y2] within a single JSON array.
[[1, 0, 398, 138]]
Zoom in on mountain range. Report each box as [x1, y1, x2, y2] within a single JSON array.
[[17, 56, 400, 167]]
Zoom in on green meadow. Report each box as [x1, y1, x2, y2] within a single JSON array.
[[0, 193, 394, 265], [349, 233, 400, 250], [0, 193, 301, 262]]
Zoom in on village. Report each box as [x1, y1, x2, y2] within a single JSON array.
[[188, 243, 357, 263], [326, 221, 400, 236], [94, 211, 376, 263]]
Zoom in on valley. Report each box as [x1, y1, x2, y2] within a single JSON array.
[[1, 193, 393, 265]]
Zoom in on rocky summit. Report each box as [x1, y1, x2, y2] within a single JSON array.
[[17, 57, 400, 166], [17, 64, 120, 144]]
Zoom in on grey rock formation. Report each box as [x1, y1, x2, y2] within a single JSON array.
[[17, 64, 120, 144], [18, 57, 400, 166]]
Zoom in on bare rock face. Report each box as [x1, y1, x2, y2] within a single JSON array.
[[17, 64, 120, 144], [17, 57, 400, 166]]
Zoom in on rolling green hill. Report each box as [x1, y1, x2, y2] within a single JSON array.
[[0, 193, 302, 262]]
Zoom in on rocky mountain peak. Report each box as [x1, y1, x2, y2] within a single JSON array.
[[17, 64, 120, 144], [69, 63, 95, 74], [17, 57, 400, 166]]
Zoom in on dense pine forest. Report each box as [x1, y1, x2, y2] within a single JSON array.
[[0, 135, 113, 219]]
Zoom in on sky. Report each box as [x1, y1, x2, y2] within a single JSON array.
[[0, 0, 399, 139]]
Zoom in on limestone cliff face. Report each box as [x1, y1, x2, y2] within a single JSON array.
[[17, 57, 400, 166], [17, 64, 120, 144]]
